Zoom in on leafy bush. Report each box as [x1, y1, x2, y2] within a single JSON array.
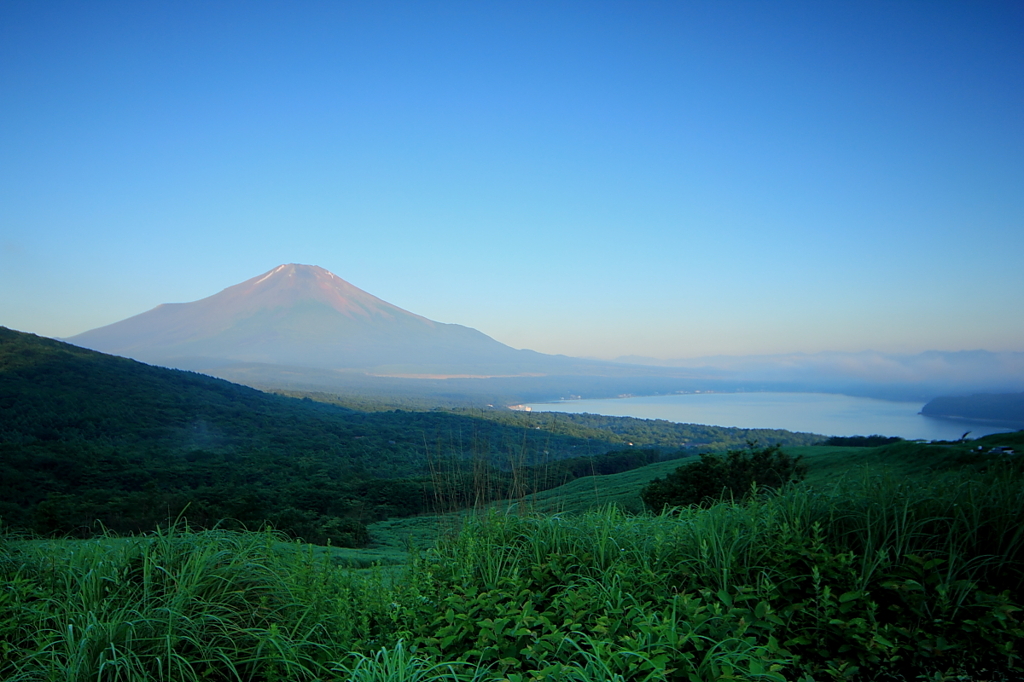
[[640, 443, 806, 509]]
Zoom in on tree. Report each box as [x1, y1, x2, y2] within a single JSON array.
[[641, 442, 806, 510]]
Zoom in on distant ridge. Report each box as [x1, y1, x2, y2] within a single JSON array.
[[68, 264, 552, 375], [921, 392, 1024, 427]]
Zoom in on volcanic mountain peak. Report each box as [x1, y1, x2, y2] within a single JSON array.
[[201, 263, 431, 324], [67, 263, 522, 371]]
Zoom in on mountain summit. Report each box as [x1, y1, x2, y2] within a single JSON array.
[[68, 264, 540, 374]]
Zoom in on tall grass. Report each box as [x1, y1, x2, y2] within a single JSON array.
[[828, 466, 1024, 589], [3, 463, 1024, 680], [415, 466, 1024, 678], [2, 525, 343, 681]]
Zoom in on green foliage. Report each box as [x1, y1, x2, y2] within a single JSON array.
[[5, 462, 1024, 680], [418, 466, 1024, 679], [641, 443, 807, 510], [332, 640, 485, 682], [1, 526, 341, 680]]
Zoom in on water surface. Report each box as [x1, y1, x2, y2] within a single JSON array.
[[525, 392, 1014, 441]]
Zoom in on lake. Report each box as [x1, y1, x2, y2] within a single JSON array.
[[525, 392, 1015, 441]]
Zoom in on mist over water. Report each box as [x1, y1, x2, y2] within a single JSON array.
[[526, 392, 1015, 441]]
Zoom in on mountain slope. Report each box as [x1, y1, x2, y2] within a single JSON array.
[[0, 326, 614, 541], [67, 264, 547, 374], [1, 327, 822, 541]]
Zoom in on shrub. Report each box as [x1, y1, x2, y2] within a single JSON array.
[[641, 442, 806, 510]]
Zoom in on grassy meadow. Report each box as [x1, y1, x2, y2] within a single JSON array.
[[4, 432, 1024, 681]]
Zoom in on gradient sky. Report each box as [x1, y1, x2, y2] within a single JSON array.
[[2, 1, 1022, 360]]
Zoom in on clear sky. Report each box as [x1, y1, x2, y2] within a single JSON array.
[[2, 1, 1022, 360]]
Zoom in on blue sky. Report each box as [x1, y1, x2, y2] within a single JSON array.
[[2, 1, 1022, 359]]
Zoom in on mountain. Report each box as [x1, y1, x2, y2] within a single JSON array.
[[68, 264, 554, 376], [66, 264, 718, 402], [67, 264, 1023, 404]]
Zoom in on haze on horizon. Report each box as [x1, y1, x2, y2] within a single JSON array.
[[2, 2, 1022, 362]]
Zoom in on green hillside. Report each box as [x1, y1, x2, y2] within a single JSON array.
[[502, 432, 1024, 518], [505, 457, 690, 515], [0, 327, 611, 542], [0, 327, 820, 543]]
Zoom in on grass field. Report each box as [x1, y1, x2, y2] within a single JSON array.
[[5, 431, 1024, 681], [355, 432, 1024, 561], [505, 442, 929, 516], [497, 436, 1008, 516]]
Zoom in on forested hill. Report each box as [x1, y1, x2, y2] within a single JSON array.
[[921, 392, 1024, 426], [0, 327, 821, 544], [0, 327, 597, 541]]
